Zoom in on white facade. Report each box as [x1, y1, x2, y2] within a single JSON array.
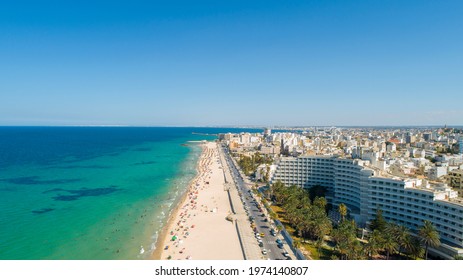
[[429, 166, 448, 180], [272, 156, 463, 259]]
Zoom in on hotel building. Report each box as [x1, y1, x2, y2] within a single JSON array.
[[272, 156, 463, 259]]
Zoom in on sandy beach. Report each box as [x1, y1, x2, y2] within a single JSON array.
[[152, 141, 243, 260]]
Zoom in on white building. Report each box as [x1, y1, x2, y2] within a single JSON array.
[[272, 156, 463, 259], [429, 166, 448, 180]]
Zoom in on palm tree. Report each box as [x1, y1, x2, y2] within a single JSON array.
[[332, 220, 357, 259], [365, 230, 384, 259], [313, 196, 327, 211], [419, 220, 441, 260], [405, 236, 424, 260], [310, 207, 332, 241], [382, 232, 398, 260], [386, 223, 410, 256], [338, 203, 347, 221]]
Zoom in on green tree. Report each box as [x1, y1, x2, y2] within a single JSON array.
[[263, 165, 270, 183], [309, 206, 332, 241], [370, 209, 387, 232], [313, 197, 327, 212], [386, 223, 410, 256], [404, 236, 424, 260], [271, 180, 285, 203], [382, 232, 398, 260], [419, 220, 441, 260], [338, 203, 347, 222], [365, 230, 384, 259], [332, 220, 359, 259]]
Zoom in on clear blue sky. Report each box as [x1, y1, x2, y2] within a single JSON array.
[[1, 0, 462, 126]]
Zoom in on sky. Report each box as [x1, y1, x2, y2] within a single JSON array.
[[1, 0, 462, 126]]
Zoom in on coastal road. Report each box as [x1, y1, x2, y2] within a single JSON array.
[[220, 144, 296, 261]]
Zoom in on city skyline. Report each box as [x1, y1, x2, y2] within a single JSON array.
[[1, 1, 462, 126]]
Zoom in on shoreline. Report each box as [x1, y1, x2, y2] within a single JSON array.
[[151, 142, 207, 259], [153, 141, 243, 260]]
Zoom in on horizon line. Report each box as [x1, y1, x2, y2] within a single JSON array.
[[0, 124, 462, 128]]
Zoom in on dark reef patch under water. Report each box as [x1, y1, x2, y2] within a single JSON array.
[[44, 186, 121, 201], [48, 164, 111, 170], [32, 208, 55, 214], [131, 161, 157, 166]]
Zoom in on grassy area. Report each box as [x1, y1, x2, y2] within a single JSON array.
[[302, 242, 320, 259], [301, 241, 336, 260]]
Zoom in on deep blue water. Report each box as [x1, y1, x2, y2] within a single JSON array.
[[0, 126, 262, 259]]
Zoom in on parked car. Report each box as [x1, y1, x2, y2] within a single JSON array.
[[276, 239, 283, 244], [262, 249, 267, 255]]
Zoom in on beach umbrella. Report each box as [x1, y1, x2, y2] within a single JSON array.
[[171, 235, 177, 241]]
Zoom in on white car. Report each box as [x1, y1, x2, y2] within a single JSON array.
[[262, 249, 267, 255]]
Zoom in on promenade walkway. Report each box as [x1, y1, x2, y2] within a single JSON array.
[[218, 144, 262, 260]]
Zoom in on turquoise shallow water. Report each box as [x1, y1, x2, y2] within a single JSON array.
[[0, 127, 261, 259], [0, 127, 208, 259]]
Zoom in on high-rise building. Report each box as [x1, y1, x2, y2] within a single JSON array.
[[459, 139, 463, 154], [272, 156, 463, 259]]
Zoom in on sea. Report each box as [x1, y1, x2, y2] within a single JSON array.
[[0, 126, 261, 260]]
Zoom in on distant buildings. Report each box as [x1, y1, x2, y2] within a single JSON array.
[[220, 126, 463, 258], [259, 144, 281, 155]]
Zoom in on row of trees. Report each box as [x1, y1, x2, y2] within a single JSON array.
[[367, 209, 441, 260], [270, 180, 444, 260], [271, 181, 332, 247], [237, 152, 273, 176], [331, 207, 441, 260]]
